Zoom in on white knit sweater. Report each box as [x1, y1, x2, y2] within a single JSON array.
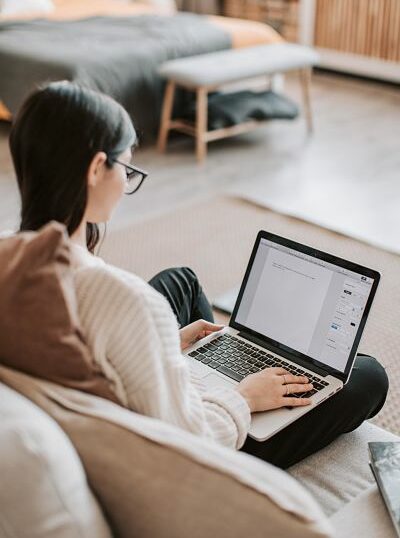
[[71, 246, 251, 450]]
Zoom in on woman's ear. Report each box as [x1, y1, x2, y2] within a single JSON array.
[[87, 151, 108, 188]]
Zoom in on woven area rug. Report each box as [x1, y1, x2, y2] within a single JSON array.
[[101, 196, 400, 436]]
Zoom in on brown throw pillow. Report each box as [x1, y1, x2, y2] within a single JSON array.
[[0, 221, 118, 402]]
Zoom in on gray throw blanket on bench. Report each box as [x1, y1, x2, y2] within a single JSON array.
[[0, 14, 231, 138]]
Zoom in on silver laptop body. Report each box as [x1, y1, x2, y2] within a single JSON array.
[[185, 231, 380, 442]]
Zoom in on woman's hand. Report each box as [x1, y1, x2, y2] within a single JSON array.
[[236, 367, 314, 413], [180, 320, 224, 351]]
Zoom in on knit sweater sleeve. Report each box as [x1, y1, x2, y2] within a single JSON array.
[[73, 265, 251, 449]]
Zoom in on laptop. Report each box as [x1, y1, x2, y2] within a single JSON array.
[[185, 230, 380, 441]]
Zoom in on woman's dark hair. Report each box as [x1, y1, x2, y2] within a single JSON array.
[[9, 81, 136, 252]]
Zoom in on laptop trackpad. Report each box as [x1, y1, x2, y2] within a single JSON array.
[[204, 373, 236, 389]]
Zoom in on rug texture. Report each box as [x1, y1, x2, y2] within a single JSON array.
[[230, 187, 400, 256], [101, 196, 400, 436]]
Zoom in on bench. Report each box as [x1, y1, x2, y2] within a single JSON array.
[[157, 43, 320, 161]]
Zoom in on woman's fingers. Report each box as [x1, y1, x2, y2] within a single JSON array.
[[205, 329, 223, 336], [192, 321, 224, 342], [272, 367, 308, 381], [201, 321, 224, 332], [237, 365, 314, 413], [280, 372, 309, 384], [192, 320, 224, 335], [282, 383, 313, 395], [264, 367, 310, 384]]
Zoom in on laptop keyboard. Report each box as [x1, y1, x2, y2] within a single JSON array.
[[188, 333, 329, 398]]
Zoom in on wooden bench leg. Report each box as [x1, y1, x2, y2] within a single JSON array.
[[269, 73, 285, 93], [299, 67, 313, 134], [196, 87, 208, 163], [158, 81, 176, 153]]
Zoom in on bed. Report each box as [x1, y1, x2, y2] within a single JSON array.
[[0, 0, 282, 135]]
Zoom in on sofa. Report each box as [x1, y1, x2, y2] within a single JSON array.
[[0, 225, 398, 537], [0, 368, 398, 538]]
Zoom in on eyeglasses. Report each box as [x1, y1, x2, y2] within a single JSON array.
[[112, 158, 148, 195]]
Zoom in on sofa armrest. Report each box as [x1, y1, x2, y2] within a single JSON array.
[[0, 367, 334, 538], [0, 382, 112, 538], [330, 485, 397, 537], [289, 421, 400, 516]]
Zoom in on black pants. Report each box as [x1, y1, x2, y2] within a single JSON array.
[[149, 267, 389, 470]]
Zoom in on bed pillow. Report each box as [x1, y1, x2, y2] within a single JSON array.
[[0, 222, 117, 402], [0, 0, 54, 15]]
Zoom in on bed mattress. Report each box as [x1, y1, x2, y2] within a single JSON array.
[[0, 0, 282, 122]]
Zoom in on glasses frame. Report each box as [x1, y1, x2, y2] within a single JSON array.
[[112, 158, 148, 195]]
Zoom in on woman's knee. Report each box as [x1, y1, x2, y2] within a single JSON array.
[[149, 267, 198, 291], [350, 354, 389, 418], [177, 267, 199, 286], [171, 267, 202, 297], [355, 355, 388, 393], [156, 266, 197, 285]]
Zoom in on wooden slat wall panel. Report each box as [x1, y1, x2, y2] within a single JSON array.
[[314, 0, 400, 62]]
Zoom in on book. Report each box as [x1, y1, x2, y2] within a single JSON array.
[[369, 441, 400, 538]]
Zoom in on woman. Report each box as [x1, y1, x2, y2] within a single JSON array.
[[9, 81, 388, 469]]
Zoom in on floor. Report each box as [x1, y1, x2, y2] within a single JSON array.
[[0, 71, 399, 436], [1, 70, 399, 235]]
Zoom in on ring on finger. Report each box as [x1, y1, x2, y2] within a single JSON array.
[[282, 374, 287, 385], [286, 384, 290, 396]]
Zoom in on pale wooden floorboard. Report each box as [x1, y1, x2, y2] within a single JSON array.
[[0, 71, 399, 235]]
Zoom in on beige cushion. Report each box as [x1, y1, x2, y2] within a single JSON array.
[[0, 222, 117, 402], [0, 381, 111, 538], [331, 485, 398, 538], [159, 43, 320, 87], [289, 421, 400, 517], [0, 365, 334, 538]]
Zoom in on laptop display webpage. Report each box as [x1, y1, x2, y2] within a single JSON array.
[[235, 238, 374, 373]]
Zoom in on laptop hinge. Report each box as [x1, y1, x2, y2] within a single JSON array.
[[237, 331, 328, 378]]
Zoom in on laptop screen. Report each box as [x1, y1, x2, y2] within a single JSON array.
[[233, 235, 378, 375]]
